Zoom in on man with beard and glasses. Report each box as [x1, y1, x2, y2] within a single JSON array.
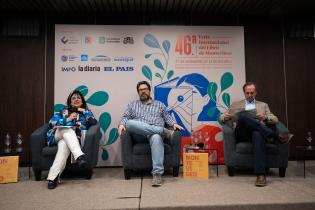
[[118, 81, 183, 187]]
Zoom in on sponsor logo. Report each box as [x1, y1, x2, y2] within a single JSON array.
[[123, 37, 134, 44], [61, 55, 68, 62], [60, 36, 79, 44], [61, 55, 77, 62], [81, 54, 88, 61], [113, 57, 134, 62], [78, 65, 101, 72], [115, 66, 134, 71], [61, 48, 72, 52], [61, 67, 76, 72], [104, 67, 114, 71], [84, 36, 93, 44], [106, 37, 121, 43], [99, 37, 106, 44], [91, 55, 111, 62], [61, 36, 68, 44]]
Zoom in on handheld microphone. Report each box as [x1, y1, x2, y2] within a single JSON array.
[[197, 142, 204, 149]]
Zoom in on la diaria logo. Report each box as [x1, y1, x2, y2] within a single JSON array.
[[78, 65, 100, 71]]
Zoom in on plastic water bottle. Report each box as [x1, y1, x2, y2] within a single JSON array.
[[4, 133, 11, 153], [16, 132, 23, 153], [306, 131, 313, 149]]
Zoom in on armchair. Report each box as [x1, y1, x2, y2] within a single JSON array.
[[120, 129, 182, 180], [31, 123, 100, 181], [222, 120, 289, 177]]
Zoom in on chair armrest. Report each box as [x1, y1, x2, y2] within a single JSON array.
[[222, 121, 236, 147], [222, 121, 236, 164], [31, 123, 49, 167], [84, 123, 100, 145], [169, 130, 182, 165], [120, 130, 133, 168], [82, 123, 100, 167], [169, 131, 181, 153], [275, 121, 290, 167]]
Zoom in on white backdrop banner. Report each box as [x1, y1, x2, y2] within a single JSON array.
[[55, 25, 245, 166]]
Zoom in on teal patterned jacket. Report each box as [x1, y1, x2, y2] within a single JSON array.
[[46, 106, 97, 146]]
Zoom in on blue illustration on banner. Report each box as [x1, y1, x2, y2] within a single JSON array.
[[155, 74, 218, 136], [54, 85, 118, 161], [142, 34, 234, 137]]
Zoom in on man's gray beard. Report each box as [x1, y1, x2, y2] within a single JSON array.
[[140, 93, 150, 102]]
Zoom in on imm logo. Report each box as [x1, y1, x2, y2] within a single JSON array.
[[61, 67, 76, 72], [61, 55, 68, 62], [61, 55, 77, 62]]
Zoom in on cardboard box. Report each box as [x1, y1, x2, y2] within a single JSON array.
[[183, 152, 208, 179], [0, 156, 19, 184]]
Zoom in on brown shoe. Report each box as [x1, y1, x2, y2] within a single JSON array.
[[278, 133, 294, 144], [255, 175, 267, 187]]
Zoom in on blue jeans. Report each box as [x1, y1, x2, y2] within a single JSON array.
[[126, 120, 165, 175]]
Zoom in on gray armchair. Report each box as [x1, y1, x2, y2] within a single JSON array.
[[31, 123, 100, 181], [120, 129, 182, 180], [222, 121, 289, 177]]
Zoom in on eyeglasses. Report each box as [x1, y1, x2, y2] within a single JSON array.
[[138, 88, 149, 92], [71, 96, 82, 100]]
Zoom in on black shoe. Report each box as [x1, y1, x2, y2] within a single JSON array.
[[47, 176, 59, 190], [77, 155, 88, 169]]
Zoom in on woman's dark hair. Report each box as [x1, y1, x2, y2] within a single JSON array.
[[66, 90, 87, 109], [136, 81, 151, 92]]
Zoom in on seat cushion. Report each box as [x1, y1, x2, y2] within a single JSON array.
[[236, 142, 279, 155], [130, 133, 147, 143], [42, 146, 58, 156], [133, 143, 172, 155]]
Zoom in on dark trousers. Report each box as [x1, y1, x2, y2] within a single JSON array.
[[235, 111, 278, 175]]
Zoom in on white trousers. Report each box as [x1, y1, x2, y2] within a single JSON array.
[[47, 128, 84, 181]]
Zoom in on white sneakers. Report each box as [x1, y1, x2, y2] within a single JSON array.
[[152, 174, 162, 187]]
